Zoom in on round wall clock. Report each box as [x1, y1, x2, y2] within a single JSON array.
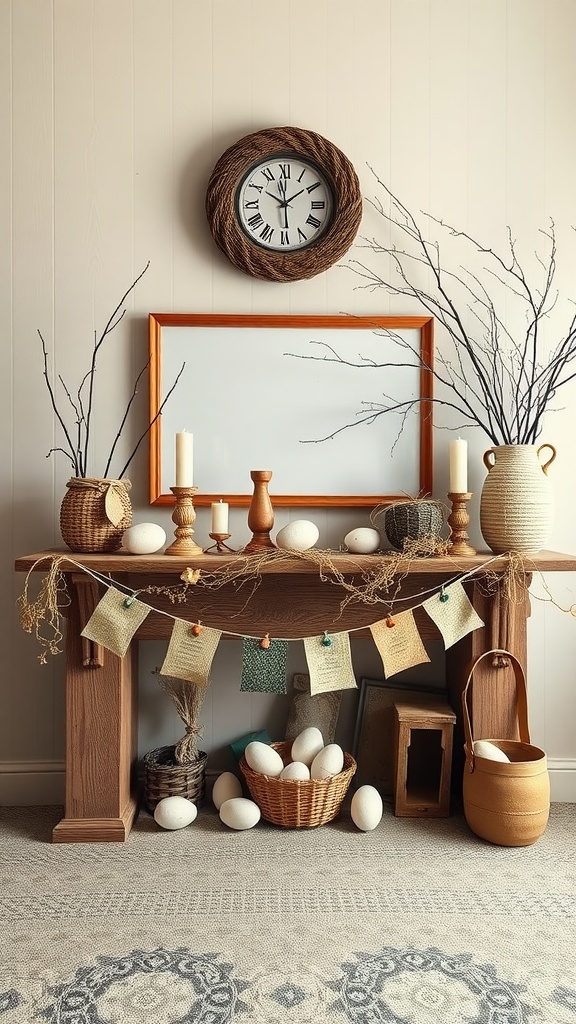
[[205, 125, 362, 282]]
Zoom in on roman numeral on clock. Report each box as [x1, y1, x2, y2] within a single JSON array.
[[306, 214, 321, 229], [278, 163, 291, 178]]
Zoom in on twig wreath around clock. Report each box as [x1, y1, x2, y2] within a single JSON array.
[[205, 126, 362, 282]]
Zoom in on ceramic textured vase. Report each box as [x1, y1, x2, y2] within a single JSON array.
[[60, 477, 133, 553], [479, 444, 556, 555]]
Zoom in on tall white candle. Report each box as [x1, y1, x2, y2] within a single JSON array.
[[211, 500, 229, 534], [175, 430, 193, 487], [449, 438, 468, 493]]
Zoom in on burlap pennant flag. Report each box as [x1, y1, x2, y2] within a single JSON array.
[[369, 609, 431, 678], [240, 638, 289, 693], [422, 581, 484, 648], [160, 619, 222, 686], [81, 586, 151, 657], [303, 632, 357, 694]]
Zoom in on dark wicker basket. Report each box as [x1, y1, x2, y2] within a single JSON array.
[[380, 500, 444, 551], [239, 740, 356, 828], [143, 745, 208, 813]]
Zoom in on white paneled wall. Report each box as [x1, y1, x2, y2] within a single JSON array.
[[1, 0, 576, 804]]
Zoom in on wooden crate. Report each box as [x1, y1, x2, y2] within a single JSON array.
[[393, 701, 456, 817]]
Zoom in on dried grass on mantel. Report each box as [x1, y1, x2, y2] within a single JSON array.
[[18, 547, 560, 664]]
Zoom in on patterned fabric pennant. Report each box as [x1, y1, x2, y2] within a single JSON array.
[[303, 632, 357, 695], [240, 638, 289, 693], [369, 609, 431, 678], [422, 581, 484, 648], [81, 586, 151, 657], [160, 619, 222, 686]]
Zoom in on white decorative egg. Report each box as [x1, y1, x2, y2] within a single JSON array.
[[351, 785, 383, 831], [153, 795, 198, 830], [290, 726, 324, 767], [311, 743, 344, 779], [244, 741, 284, 777], [219, 797, 261, 830], [473, 740, 510, 762], [122, 522, 167, 555], [212, 771, 243, 810], [275, 520, 319, 551], [344, 527, 380, 554], [280, 761, 311, 780]]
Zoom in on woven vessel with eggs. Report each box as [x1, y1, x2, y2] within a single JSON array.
[[239, 740, 356, 828]]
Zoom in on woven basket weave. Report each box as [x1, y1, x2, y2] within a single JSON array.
[[378, 500, 444, 551], [60, 477, 132, 553], [143, 745, 208, 813], [240, 741, 356, 828]]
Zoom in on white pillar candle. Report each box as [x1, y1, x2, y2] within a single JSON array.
[[211, 500, 229, 534], [175, 430, 193, 487], [449, 438, 468, 493]]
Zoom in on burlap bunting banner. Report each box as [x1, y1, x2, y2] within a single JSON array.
[[80, 586, 151, 657], [240, 638, 289, 693], [303, 632, 357, 695], [422, 581, 484, 648], [160, 619, 222, 686], [369, 609, 431, 678]]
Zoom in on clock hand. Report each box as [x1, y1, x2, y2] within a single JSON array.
[[284, 187, 306, 204]]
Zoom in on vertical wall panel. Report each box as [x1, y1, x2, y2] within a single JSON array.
[[3, 0, 576, 797]]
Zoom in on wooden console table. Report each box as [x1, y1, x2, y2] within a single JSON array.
[[14, 548, 576, 843]]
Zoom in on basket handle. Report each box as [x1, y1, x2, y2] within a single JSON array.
[[462, 648, 530, 770]]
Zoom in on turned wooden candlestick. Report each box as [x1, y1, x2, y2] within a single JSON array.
[[165, 486, 203, 556], [447, 491, 477, 557], [243, 470, 275, 553]]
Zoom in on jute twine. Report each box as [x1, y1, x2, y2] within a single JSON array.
[[17, 556, 69, 663], [154, 670, 207, 764]]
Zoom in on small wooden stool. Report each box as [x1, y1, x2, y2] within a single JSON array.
[[393, 701, 456, 817]]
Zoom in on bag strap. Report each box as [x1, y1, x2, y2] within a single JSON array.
[[462, 649, 530, 769]]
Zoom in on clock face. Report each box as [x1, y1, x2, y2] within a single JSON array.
[[236, 154, 334, 252]]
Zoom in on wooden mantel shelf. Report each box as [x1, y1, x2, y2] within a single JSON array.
[[14, 547, 576, 576], [14, 547, 576, 844]]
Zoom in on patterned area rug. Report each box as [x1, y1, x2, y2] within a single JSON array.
[[1, 801, 575, 1023]]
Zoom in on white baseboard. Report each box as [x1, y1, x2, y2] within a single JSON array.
[[1, 760, 574, 806]]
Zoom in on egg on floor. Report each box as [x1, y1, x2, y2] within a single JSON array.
[[153, 795, 198, 830], [244, 741, 284, 777], [290, 726, 324, 766], [212, 771, 243, 810], [350, 785, 383, 831], [310, 743, 344, 779], [219, 797, 261, 830]]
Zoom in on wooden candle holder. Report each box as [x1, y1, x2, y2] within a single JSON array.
[[165, 486, 203, 556], [447, 491, 477, 557], [243, 470, 276, 553]]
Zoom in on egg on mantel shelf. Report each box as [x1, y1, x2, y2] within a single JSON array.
[[275, 520, 319, 551], [343, 527, 380, 554], [122, 522, 167, 554]]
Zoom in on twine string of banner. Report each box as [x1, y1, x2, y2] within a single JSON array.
[[17, 549, 574, 663]]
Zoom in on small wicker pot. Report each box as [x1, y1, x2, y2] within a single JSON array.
[[378, 500, 444, 552], [240, 740, 356, 828], [60, 477, 132, 553], [143, 745, 208, 814]]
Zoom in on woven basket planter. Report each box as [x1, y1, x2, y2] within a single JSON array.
[[377, 500, 444, 552], [240, 740, 356, 828], [60, 477, 132, 553], [143, 745, 208, 814]]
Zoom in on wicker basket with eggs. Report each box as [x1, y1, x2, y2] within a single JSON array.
[[239, 728, 356, 828]]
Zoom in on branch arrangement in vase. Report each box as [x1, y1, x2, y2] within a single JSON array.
[[340, 167, 576, 446], [38, 263, 184, 479]]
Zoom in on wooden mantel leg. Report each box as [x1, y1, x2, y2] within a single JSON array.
[[52, 574, 138, 843], [446, 574, 532, 790]]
